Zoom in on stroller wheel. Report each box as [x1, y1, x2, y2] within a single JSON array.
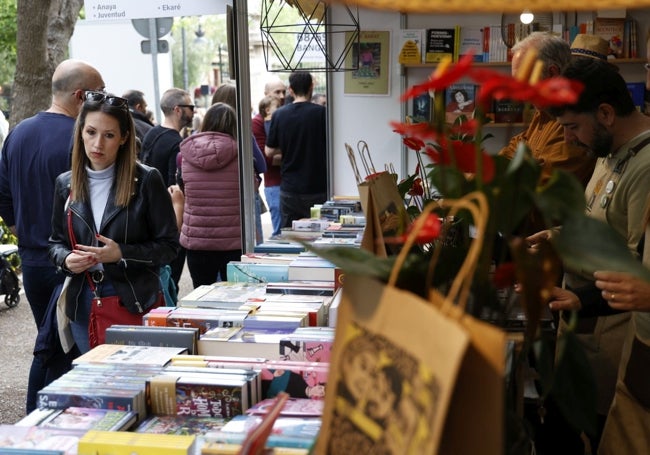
[[4, 290, 19, 308]]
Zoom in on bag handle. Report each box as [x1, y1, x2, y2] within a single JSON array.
[[388, 191, 488, 311], [66, 196, 97, 294]]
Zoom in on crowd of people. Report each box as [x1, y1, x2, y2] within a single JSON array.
[[0, 60, 327, 416], [3, 28, 650, 453]]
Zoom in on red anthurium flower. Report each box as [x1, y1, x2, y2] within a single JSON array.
[[403, 136, 425, 151], [437, 138, 496, 183], [408, 178, 424, 196], [529, 78, 583, 108], [391, 121, 441, 142], [493, 262, 516, 289], [385, 214, 442, 245], [400, 52, 476, 102]]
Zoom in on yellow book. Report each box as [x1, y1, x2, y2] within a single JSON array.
[[77, 430, 197, 455]]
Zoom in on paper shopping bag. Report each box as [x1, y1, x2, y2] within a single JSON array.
[[314, 273, 471, 454], [437, 303, 507, 454], [358, 171, 407, 257]]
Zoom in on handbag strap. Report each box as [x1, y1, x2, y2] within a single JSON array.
[[388, 191, 488, 311], [66, 196, 97, 294]]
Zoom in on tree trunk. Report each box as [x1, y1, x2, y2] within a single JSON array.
[[10, 0, 82, 126]]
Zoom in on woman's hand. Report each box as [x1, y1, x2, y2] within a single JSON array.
[[594, 270, 650, 311], [63, 250, 97, 274], [73, 234, 123, 265]]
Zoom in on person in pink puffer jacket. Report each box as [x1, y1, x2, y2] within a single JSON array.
[[179, 102, 241, 288]]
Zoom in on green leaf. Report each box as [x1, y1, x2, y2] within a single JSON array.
[[550, 330, 598, 436], [535, 169, 586, 225], [555, 213, 650, 282], [396, 173, 418, 199]]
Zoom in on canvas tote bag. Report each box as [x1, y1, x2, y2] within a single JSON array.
[[316, 192, 505, 454]]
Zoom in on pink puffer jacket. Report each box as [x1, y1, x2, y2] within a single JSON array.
[[179, 131, 241, 251]]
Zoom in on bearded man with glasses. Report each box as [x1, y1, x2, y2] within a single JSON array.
[[0, 59, 105, 414], [140, 87, 194, 292]]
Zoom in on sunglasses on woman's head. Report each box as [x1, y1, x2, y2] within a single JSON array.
[[84, 91, 129, 109]]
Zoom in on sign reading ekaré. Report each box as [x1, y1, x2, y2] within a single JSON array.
[[83, 0, 229, 21]]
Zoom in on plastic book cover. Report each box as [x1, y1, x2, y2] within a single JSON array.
[[247, 397, 324, 417], [0, 424, 85, 455], [134, 415, 227, 435], [39, 407, 137, 432]]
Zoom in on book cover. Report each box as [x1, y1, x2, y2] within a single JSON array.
[[36, 387, 143, 415], [178, 282, 267, 309], [265, 281, 335, 297], [493, 99, 524, 123], [147, 373, 249, 419], [0, 424, 85, 455], [411, 89, 432, 123], [227, 262, 290, 284], [458, 26, 484, 62], [247, 397, 324, 417], [594, 17, 626, 58], [197, 328, 294, 360], [77, 430, 196, 455], [398, 29, 424, 64], [626, 81, 645, 111], [240, 253, 298, 265], [287, 257, 336, 282], [39, 407, 137, 432], [134, 414, 228, 435], [445, 83, 476, 124], [104, 325, 199, 355], [424, 27, 459, 63], [72, 344, 188, 367], [207, 414, 321, 450], [243, 314, 308, 331], [260, 363, 329, 400]]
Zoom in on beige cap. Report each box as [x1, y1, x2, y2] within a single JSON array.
[[570, 34, 609, 61]]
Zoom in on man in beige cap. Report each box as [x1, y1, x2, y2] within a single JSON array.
[[570, 33, 610, 61]]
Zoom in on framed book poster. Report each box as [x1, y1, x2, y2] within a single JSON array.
[[344, 31, 391, 96]]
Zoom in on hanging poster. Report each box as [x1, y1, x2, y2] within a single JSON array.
[[344, 31, 391, 96]]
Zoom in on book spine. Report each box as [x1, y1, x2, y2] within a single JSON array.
[[37, 390, 137, 412]]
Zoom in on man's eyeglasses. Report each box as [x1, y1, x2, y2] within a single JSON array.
[[177, 104, 196, 111], [84, 91, 129, 109]]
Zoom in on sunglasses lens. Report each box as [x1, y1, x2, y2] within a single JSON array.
[[106, 97, 128, 108], [85, 91, 105, 102]]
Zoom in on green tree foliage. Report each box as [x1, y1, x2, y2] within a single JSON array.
[[0, 0, 17, 112]]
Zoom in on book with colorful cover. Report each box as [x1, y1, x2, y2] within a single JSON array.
[[594, 16, 626, 58], [206, 414, 321, 450], [38, 407, 137, 432], [445, 83, 476, 124], [227, 262, 290, 284], [146, 373, 250, 419], [0, 424, 85, 455], [398, 29, 424, 64], [247, 397, 324, 417], [260, 362, 329, 401], [134, 414, 228, 435], [77, 430, 197, 455]]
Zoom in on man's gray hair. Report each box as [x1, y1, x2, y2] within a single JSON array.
[[512, 32, 571, 78]]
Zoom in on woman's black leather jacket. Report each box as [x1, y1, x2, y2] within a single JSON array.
[[49, 163, 179, 318]]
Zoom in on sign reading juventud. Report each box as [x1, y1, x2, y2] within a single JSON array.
[[83, 0, 229, 21]]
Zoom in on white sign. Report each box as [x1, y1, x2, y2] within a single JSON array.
[[295, 31, 326, 63], [83, 0, 229, 21]]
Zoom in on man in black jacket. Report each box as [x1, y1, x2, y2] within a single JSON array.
[[123, 89, 154, 143]]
